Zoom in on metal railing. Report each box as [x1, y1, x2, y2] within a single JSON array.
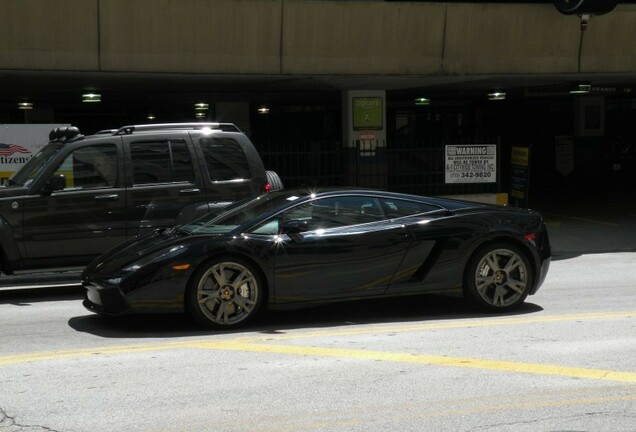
[[259, 137, 501, 197]]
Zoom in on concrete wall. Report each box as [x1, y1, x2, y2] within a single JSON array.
[[582, 7, 636, 72], [444, 3, 581, 74], [100, 0, 282, 73], [1, 0, 635, 76], [0, 0, 98, 70], [282, 1, 446, 74]]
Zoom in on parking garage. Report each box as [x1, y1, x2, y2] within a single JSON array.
[[2, 0, 636, 205]]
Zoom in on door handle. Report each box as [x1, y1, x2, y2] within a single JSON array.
[[179, 188, 201, 195], [94, 194, 119, 201]]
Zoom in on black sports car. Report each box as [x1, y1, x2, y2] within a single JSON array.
[[82, 189, 551, 329]]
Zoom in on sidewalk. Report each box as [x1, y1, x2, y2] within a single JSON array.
[[530, 186, 636, 258]]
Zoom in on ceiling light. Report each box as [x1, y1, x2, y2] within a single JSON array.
[[488, 92, 506, 101], [414, 97, 430, 106], [147, 114, 156, 120], [18, 102, 33, 110], [257, 105, 270, 114], [570, 83, 591, 94], [194, 103, 209, 111], [195, 112, 206, 119], [82, 93, 101, 103]]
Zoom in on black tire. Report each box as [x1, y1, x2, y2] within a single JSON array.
[[266, 170, 284, 191], [187, 257, 264, 329], [463, 243, 534, 312]]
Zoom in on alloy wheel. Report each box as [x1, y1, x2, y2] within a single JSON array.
[[195, 261, 260, 327], [473, 248, 529, 308]]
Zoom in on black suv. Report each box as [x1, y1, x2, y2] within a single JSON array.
[[0, 123, 282, 277]]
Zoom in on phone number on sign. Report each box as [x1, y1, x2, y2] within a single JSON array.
[[448, 172, 493, 179], [462, 172, 492, 178]]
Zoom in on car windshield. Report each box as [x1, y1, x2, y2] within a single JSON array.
[[180, 191, 310, 235], [6, 143, 63, 187]]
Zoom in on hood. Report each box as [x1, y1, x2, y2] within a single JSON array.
[[84, 228, 225, 277], [85, 229, 181, 276], [0, 186, 29, 199]]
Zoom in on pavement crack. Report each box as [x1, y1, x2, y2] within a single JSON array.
[[463, 411, 629, 432], [0, 407, 65, 432]]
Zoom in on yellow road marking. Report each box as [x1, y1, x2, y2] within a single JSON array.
[[194, 341, 636, 384], [0, 341, 197, 366], [1, 310, 635, 384]]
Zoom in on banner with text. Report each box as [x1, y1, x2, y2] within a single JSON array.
[[1, 124, 68, 183]]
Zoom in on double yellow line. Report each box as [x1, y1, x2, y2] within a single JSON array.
[[2, 310, 636, 383]]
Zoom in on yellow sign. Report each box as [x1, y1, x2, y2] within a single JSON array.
[[511, 146, 529, 166]]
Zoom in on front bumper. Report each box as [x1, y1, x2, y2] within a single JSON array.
[[83, 280, 129, 315]]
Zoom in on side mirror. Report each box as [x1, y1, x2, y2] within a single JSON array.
[[282, 219, 310, 242], [41, 174, 66, 195]]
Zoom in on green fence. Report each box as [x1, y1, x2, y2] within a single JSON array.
[[259, 138, 501, 196]]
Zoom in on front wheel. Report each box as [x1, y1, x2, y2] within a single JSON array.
[[463, 243, 534, 312], [187, 258, 264, 329]]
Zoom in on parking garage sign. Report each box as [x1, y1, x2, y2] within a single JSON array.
[[445, 144, 497, 183]]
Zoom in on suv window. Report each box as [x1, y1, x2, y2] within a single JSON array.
[[199, 137, 251, 181], [130, 140, 194, 185], [9, 143, 63, 188], [54, 144, 118, 189]]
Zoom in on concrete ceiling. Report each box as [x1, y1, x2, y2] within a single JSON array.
[[2, 69, 635, 102], [1, 69, 635, 127]]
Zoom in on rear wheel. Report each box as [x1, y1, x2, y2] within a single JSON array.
[[187, 258, 264, 329], [464, 243, 533, 311]]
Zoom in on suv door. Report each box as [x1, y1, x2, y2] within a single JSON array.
[[21, 141, 127, 265], [124, 134, 206, 236]]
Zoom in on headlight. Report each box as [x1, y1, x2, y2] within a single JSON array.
[[121, 244, 189, 275]]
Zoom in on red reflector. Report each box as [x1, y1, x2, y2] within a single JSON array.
[[264, 183, 273, 192], [524, 233, 537, 241]]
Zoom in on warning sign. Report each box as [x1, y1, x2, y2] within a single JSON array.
[[445, 145, 497, 184]]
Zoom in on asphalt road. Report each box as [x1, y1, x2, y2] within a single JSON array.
[[1, 250, 635, 432], [1, 188, 635, 431]]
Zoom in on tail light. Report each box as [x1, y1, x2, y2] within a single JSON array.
[[264, 182, 273, 192]]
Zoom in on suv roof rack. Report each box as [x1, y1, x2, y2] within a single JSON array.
[[49, 126, 84, 143], [114, 123, 241, 135], [95, 129, 118, 135]]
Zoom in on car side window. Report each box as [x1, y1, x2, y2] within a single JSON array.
[[380, 198, 442, 218], [54, 144, 118, 189], [130, 139, 194, 185], [199, 137, 251, 181], [283, 196, 384, 231]]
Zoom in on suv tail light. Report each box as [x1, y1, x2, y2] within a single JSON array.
[[264, 183, 273, 192]]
